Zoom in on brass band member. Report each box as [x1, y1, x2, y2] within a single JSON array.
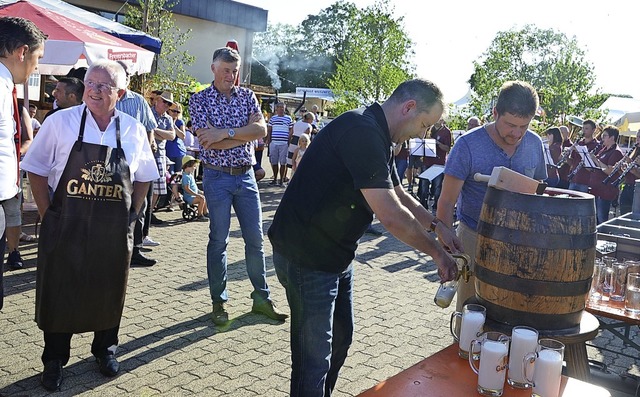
[[544, 127, 562, 187], [588, 125, 624, 223], [568, 119, 599, 192], [619, 129, 640, 214]]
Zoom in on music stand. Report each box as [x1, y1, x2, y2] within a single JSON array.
[[417, 165, 445, 181], [409, 138, 436, 157], [575, 145, 598, 169]]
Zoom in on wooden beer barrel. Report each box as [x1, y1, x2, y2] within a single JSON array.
[[475, 187, 596, 331]]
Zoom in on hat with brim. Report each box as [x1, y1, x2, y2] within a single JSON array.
[[182, 155, 199, 168], [159, 91, 174, 105]]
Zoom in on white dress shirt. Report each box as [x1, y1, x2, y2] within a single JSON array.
[[22, 104, 159, 191], [0, 63, 20, 200]]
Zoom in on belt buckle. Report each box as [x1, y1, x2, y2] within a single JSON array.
[[230, 167, 242, 176]]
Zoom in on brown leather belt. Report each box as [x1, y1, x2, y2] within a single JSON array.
[[203, 163, 251, 176]]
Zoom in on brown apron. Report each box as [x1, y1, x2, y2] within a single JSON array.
[[35, 109, 133, 333]]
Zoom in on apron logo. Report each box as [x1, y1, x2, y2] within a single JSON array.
[[82, 163, 113, 183], [66, 162, 123, 201]]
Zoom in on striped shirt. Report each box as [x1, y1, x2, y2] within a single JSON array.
[[268, 114, 293, 143], [115, 89, 158, 132]]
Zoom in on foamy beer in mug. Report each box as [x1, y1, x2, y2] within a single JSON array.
[[450, 304, 486, 358], [469, 331, 510, 397], [524, 338, 565, 397], [507, 326, 539, 388]]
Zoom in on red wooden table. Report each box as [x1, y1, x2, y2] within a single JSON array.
[[357, 344, 611, 397]]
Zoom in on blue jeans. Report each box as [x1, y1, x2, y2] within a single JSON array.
[[545, 177, 560, 188], [568, 182, 589, 193], [595, 197, 612, 225], [273, 251, 354, 397], [395, 158, 408, 183], [202, 168, 270, 304]]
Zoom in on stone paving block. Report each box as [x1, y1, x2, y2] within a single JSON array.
[[2, 184, 639, 396]]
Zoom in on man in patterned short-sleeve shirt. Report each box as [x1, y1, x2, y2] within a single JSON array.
[[189, 46, 288, 326]]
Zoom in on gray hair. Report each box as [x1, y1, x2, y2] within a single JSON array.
[[212, 47, 241, 64], [86, 60, 127, 90]]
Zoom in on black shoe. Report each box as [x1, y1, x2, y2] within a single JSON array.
[[212, 302, 229, 326], [96, 355, 119, 377], [7, 250, 23, 270], [150, 214, 164, 225], [41, 360, 63, 391], [252, 300, 288, 321], [130, 250, 157, 267]]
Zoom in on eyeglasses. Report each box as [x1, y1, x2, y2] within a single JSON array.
[[161, 99, 172, 106], [84, 80, 118, 92], [169, 109, 181, 114]]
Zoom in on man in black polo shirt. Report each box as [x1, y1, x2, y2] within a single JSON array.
[[268, 79, 462, 397]]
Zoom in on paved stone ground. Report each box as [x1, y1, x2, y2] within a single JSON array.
[[1, 181, 638, 396]]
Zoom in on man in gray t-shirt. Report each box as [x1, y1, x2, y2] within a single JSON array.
[[436, 81, 547, 312]]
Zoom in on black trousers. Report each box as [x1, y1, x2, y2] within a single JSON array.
[[133, 184, 153, 246], [0, 231, 5, 310], [42, 325, 119, 365]]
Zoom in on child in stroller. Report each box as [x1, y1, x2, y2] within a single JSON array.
[[181, 156, 208, 221]]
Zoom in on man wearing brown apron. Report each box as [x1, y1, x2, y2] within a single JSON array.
[[22, 60, 158, 392]]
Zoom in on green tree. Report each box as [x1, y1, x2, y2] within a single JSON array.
[[124, 0, 196, 105], [328, 0, 414, 114], [469, 25, 604, 125]]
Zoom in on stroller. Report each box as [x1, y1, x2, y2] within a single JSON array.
[[155, 172, 198, 221]]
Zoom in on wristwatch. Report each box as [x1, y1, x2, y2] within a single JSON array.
[[228, 128, 236, 138]]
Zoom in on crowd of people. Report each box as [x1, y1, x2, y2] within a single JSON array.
[[2, 14, 640, 397]]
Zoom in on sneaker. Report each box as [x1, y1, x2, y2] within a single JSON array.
[[19, 232, 37, 242], [211, 302, 229, 326], [196, 215, 209, 222], [252, 300, 288, 321], [142, 236, 160, 247], [7, 250, 24, 270], [150, 214, 164, 225], [269, 180, 278, 186]]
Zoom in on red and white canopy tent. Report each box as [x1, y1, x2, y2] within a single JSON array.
[[0, 0, 155, 76]]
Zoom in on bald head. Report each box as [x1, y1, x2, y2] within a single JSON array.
[[467, 116, 480, 131]]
